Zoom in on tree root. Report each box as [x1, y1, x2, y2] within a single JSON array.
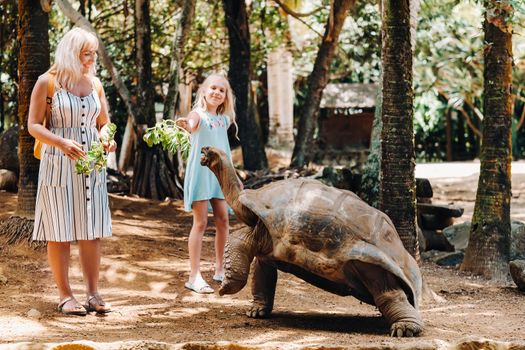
[[0, 216, 43, 247]]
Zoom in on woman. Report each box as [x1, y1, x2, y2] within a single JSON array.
[[28, 27, 116, 315]]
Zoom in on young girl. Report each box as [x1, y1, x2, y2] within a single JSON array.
[[176, 72, 238, 294], [28, 27, 116, 315]]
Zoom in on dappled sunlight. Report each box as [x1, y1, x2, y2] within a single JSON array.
[[0, 316, 48, 338]]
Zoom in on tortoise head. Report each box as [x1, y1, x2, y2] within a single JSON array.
[[200, 146, 226, 170]]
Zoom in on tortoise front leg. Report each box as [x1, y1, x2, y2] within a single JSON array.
[[347, 261, 424, 337], [247, 258, 277, 318]]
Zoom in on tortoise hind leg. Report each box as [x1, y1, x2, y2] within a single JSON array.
[[248, 258, 277, 318], [346, 261, 424, 337]]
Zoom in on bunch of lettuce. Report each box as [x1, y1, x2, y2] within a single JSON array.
[[143, 120, 190, 160], [75, 123, 117, 175]]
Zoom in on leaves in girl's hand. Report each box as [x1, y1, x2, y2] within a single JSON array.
[[143, 120, 191, 160], [74, 122, 117, 175]]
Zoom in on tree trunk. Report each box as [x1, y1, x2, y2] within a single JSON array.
[[379, 0, 418, 259], [162, 0, 196, 121], [118, 115, 135, 172], [0, 0, 49, 245], [461, 1, 513, 280], [132, 0, 183, 199], [290, 0, 354, 168], [223, 0, 267, 171]]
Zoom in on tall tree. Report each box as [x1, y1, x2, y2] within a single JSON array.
[[461, 1, 513, 280], [223, 0, 267, 171], [379, 0, 418, 259], [0, 0, 49, 244], [163, 0, 196, 121], [361, 0, 419, 209], [290, 0, 354, 168], [132, 0, 183, 199]]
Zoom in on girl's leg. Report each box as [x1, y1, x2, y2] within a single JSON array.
[[47, 241, 73, 300], [188, 200, 209, 283], [78, 239, 101, 295], [210, 199, 229, 277]]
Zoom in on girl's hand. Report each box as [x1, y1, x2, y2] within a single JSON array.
[[60, 138, 86, 161], [103, 140, 117, 153], [175, 118, 189, 131]]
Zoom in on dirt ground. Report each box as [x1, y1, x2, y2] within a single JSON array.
[[0, 161, 525, 349]]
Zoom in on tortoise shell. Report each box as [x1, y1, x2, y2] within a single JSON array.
[[239, 178, 422, 308]]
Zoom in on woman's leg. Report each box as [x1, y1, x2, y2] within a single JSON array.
[[188, 200, 209, 283], [78, 239, 101, 296], [78, 238, 110, 312], [47, 242, 72, 300], [210, 199, 229, 277]]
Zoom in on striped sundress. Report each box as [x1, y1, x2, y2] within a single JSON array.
[[32, 81, 112, 242]]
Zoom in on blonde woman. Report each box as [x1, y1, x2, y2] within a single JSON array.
[[176, 73, 239, 294], [28, 27, 116, 315]]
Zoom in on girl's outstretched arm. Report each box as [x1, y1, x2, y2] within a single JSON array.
[[176, 111, 200, 133]]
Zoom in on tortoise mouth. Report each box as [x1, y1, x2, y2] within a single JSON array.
[[200, 147, 210, 166]]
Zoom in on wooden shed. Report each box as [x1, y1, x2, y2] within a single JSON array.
[[316, 83, 377, 165]]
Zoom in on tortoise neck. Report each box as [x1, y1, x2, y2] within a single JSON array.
[[211, 155, 258, 226]]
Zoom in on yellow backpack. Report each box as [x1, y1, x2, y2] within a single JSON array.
[[33, 75, 102, 159]]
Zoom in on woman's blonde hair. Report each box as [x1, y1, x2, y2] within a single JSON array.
[[193, 72, 239, 138], [48, 27, 99, 91]]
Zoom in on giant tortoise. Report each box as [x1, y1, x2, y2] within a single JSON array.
[[200, 146, 424, 337]]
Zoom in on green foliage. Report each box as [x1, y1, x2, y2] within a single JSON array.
[[75, 123, 117, 175], [143, 120, 191, 160], [414, 91, 447, 161]]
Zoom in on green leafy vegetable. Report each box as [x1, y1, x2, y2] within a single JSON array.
[[142, 120, 191, 160], [75, 123, 117, 175]]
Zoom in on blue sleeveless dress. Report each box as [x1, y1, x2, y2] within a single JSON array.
[[183, 108, 232, 212]]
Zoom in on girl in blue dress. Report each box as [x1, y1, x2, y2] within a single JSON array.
[[176, 72, 239, 294]]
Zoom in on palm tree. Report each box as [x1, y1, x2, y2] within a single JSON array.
[[461, 1, 513, 280], [0, 0, 49, 244], [379, 0, 418, 259]]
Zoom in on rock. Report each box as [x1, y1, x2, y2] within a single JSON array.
[[443, 221, 525, 260], [0, 169, 17, 192], [421, 250, 465, 266], [320, 166, 361, 193], [27, 308, 41, 319], [509, 260, 525, 292], [0, 274, 7, 284], [443, 222, 470, 251], [0, 128, 19, 173], [511, 221, 525, 261], [435, 251, 464, 266]]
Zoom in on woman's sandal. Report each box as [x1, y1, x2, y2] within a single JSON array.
[[85, 293, 112, 314], [57, 296, 87, 316]]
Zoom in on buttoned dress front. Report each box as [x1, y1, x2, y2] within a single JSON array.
[[32, 84, 112, 242]]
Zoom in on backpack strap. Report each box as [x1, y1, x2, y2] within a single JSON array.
[[44, 73, 56, 127]]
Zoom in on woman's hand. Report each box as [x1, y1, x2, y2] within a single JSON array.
[[103, 140, 117, 153], [59, 138, 86, 161]]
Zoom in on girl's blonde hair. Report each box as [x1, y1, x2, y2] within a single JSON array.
[[193, 72, 239, 138], [48, 27, 99, 91]]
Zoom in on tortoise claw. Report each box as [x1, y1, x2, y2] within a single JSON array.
[[390, 320, 423, 337], [246, 306, 270, 318]]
